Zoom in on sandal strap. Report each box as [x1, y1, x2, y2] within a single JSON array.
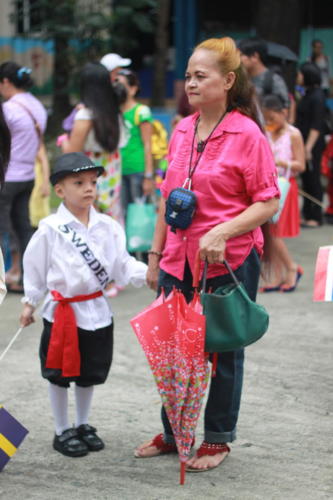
[[196, 441, 230, 458], [151, 433, 177, 453]]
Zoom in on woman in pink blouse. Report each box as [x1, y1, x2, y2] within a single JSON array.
[[134, 37, 279, 472]]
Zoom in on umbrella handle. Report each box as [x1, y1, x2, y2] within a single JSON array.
[[192, 250, 202, 288], [180, 461, 186, 485]]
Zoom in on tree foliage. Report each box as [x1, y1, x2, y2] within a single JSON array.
[[108, 0, 156, 55], [12, 0, 158, 130]]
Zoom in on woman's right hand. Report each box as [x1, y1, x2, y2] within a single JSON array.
[[146, 256, 160, 290]]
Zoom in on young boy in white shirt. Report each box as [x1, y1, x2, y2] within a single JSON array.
[[20, 152, 147, 457]]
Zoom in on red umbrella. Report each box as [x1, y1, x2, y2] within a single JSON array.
[[131, 289, 209, 484]]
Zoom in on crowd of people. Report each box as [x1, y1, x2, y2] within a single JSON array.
[[0, 34, 332, 471]]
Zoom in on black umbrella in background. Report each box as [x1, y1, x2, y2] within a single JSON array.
[[236, 38, 298, 64], [266, 41, 298, 63]]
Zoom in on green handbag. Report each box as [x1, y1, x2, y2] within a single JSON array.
[[200, 260, 269, 352]]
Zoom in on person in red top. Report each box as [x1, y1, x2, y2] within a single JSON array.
[[321, 135, 333, 223], [134, 37, 279, 472]]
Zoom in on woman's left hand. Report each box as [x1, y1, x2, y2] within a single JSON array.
[[199, 224, 227, 264]]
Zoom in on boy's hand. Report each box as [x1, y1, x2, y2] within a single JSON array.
[[20, 304, 36, 327]]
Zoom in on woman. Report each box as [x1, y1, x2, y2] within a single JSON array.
[[296, 62, 326, 228], [310, 39, 332, 97], [61, 62, 124, 222], [0, 61, 47, 292], [115, 69, 154, 215], [134, 37, 279, 472], [260, 94, 305, 292], [0, 101, 11, 302]]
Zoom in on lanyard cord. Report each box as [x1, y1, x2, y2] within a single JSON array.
[[187, 110, 227, 181]]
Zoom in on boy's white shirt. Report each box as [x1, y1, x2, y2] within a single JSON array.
[[22, 203, 147, 330], [0, 249, 6, 304]]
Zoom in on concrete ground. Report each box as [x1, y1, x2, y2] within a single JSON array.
[[0, 225, 332, 500]]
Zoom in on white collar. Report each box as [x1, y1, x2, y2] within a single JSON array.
[[56, 203, 100, 228]]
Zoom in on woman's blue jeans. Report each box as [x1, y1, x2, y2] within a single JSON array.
[[157, 248, 260, 444]]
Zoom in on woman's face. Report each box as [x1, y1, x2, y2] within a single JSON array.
[[263, 108, 285, 132], [185, 48, 233, 109], [0, 79, 10, 99], [115, 74, 137, 99], [313, 42, 323, 56]]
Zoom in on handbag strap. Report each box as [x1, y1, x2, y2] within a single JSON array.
[[14, 99, 43, 143], [192, 251, 240, 291]]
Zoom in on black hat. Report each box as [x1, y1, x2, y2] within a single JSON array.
[[50, 152, 104, 186]]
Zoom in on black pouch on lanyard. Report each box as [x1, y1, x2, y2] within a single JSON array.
[[165, 183, 197, 233]]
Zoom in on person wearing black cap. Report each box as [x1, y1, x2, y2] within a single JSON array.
[[19, 152, 147, 458]]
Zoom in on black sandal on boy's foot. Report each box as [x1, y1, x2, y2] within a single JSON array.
[[76, 424, 105, 451], [53, 428, 89, 457]]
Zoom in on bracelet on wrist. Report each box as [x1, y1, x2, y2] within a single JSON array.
[[144, 173, 154, 179], [148, 250, 162, 258]]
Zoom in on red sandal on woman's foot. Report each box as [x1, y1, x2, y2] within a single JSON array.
[[186, 441, 230, 472], [134, 433, 177, 458]]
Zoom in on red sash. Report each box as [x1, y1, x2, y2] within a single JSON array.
[[45, 290, 103, 377]]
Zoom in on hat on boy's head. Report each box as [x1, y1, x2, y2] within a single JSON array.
[[50, 152, 104, 186], [100, 53, 131, 72]]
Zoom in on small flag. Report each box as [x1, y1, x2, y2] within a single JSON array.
[[0, 406, 29, 471], [313, 246, 333, 302]]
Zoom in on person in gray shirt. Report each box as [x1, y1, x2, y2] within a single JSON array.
[[238, 37, 290, 110]]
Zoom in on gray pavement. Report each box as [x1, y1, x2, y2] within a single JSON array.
[[0, 225, 332, 500]]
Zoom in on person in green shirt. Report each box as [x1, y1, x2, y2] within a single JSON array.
[[116, 69, 154, 215]]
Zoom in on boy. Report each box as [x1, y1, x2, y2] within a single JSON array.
[[20, 152, 147, 457]]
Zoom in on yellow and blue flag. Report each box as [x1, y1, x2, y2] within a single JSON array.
[[0, 406, 28, 471]]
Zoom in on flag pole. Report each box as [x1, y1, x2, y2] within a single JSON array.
[[0, 327, 23, 362]]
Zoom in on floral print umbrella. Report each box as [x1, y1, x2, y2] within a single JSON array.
[[131, 289, 209, 484]]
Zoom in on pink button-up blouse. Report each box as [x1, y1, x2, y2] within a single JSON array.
[[160, 110, 280, 280]]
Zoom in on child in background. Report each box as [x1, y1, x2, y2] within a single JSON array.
[[20, 153, 147, 457], [261, 94, 305, 292]]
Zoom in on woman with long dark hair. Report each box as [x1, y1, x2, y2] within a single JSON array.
[[0, 61, 47, 292], [310, 39, 332, 97], [296, 62, 327, 227], [61, 62, 125, 222]]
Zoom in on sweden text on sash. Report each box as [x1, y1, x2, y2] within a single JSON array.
[[58, 224, 109, 288]]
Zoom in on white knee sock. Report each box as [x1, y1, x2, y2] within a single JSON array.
[[74, 385, 94, 427], [48, 383, 70, 436]]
